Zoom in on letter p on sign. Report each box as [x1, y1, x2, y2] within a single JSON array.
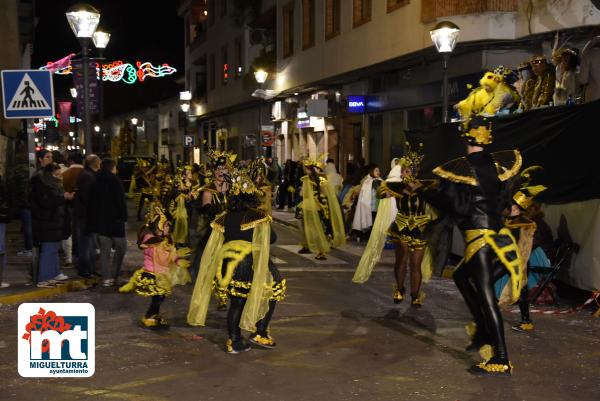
[[184, 135, 195, 147]]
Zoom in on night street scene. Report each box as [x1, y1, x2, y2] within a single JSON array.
[[1, 0, 600, 400]]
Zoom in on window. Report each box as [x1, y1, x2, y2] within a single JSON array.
[[209, 53, 215, 90], [387, 0, 409, 13], [208, 0, 215, 26], [353, 0, 371, 27], [282, 2, 294, 58], [302, 0, 315, 49], [195, 71, 207, 100], [221, 45, 229, 85], [234, 37, 243, 79], [325, 0, 340, 39]]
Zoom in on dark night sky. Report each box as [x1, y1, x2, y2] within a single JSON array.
[[33, 0, 184, 116]]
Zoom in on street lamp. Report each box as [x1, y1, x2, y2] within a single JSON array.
[[430, 21, 460, 123], [66, 3, 100, 156], [93, 28, 110, 153], [180, 103, 190, 113], [254, 70, 269, 157]]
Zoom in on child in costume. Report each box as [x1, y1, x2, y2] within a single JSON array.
[[120, 204, 191, 328], [496, 167, 547, 332]]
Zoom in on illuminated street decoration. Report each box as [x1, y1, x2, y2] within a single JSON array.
[[40, 58, 177, 84]]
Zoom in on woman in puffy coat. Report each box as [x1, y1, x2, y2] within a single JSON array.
[[30, 162, 74, 287]]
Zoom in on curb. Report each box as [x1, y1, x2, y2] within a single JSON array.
[[0, 278, 100, 305]]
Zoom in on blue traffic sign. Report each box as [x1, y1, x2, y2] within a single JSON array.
[[1, 70, 54, 119]]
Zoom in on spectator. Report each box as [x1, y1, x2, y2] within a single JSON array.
[[88, 158, 128, 287], [552, 34, 580, 106], [351, 165, 383, 240], [529, 55, 555, 108], [60, 152, 84, 268], [578, 29, 600, 103], [30, 163, 74, 287], [74, 154, 100, 278], [277, 159, 295, 210], [324, 159, 344, 195], [0, 174, 10, 288], [515, 61, 534, 110], [12, 140, 34, 258]]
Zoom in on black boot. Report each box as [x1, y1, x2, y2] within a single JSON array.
[[226, 297, 251, 354]]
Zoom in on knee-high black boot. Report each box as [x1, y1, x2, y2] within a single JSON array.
[[225, 296, 250, 353]]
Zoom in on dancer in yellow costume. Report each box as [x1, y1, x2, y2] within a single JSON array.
[[187, 167, 285, 353], [353, 143, 436, 307], [296, 157, 346, 260]]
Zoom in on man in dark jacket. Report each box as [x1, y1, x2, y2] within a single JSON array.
[[0, 174, 11, 288], [88, 158, 127, 287], [74, 154, 100, 278]]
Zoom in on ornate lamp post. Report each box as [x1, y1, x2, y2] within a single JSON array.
[[254, 69, 268, 156], [66, 3, 100, 155], [92, 29, 110, 152], [430, 21, 460, 123]]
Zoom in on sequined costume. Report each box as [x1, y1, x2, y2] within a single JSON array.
[[296, 159, 346, 260], [424, 116, 523, 375], [120, 206, 191, 328], [188, 169, 286, 353]]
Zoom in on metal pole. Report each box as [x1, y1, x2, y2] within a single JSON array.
[[442, 52, 450, 124], [258, 101, 262, 157], [80, 38, 92, 155], [98, 49, 105, 153]]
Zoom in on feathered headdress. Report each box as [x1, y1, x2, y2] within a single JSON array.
[[399, 142, 424, 177], [207, 148, 237, 169]]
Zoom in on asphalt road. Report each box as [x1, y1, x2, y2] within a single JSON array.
[[1, 220, 599, 401]]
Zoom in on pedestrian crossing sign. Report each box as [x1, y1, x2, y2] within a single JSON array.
[[1, 70, 54, 119]]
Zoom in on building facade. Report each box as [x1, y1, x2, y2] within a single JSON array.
[[178, 0, 277, 162], [273, 0, 600, 175]]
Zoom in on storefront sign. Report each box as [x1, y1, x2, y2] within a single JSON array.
[[347, 96, 365, 113], [297, 118, 310, 128]]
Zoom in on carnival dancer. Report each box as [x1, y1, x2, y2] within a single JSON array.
[[119, 204, 191, 328], [192, 149, 234, 307], [169, 165, 198, 245], [423, 116, 523, 375], [187, 168, 286, 353], [496, 167, 547, 332], [353, 144, 435, 307], [296, 158, 346, 260]]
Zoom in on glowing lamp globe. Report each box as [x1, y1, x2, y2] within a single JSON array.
[[92, 30, 111, 49], [254, 69, 268, 84], [66, 3, 101, 38], [430, 21, 460, 53]]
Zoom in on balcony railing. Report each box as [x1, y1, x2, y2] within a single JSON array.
[[421, 0, 518, 23]]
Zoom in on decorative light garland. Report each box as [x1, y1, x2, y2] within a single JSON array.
[[40, 59, 177, 84]]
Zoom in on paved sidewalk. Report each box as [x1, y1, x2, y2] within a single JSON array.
[[0, 203, 144, 305]]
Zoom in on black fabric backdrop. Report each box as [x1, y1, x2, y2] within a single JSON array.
[[405, 100, 600, 204]]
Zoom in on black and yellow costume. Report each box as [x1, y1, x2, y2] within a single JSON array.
[[188, 169, 285, 353], [425, 116, 523, 375], [499, 168, 547, 332], [523, 56, 555, 109], [296, 160, 345, 259], [377, 180, 435, 251], [120, 206, 191, 329]]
